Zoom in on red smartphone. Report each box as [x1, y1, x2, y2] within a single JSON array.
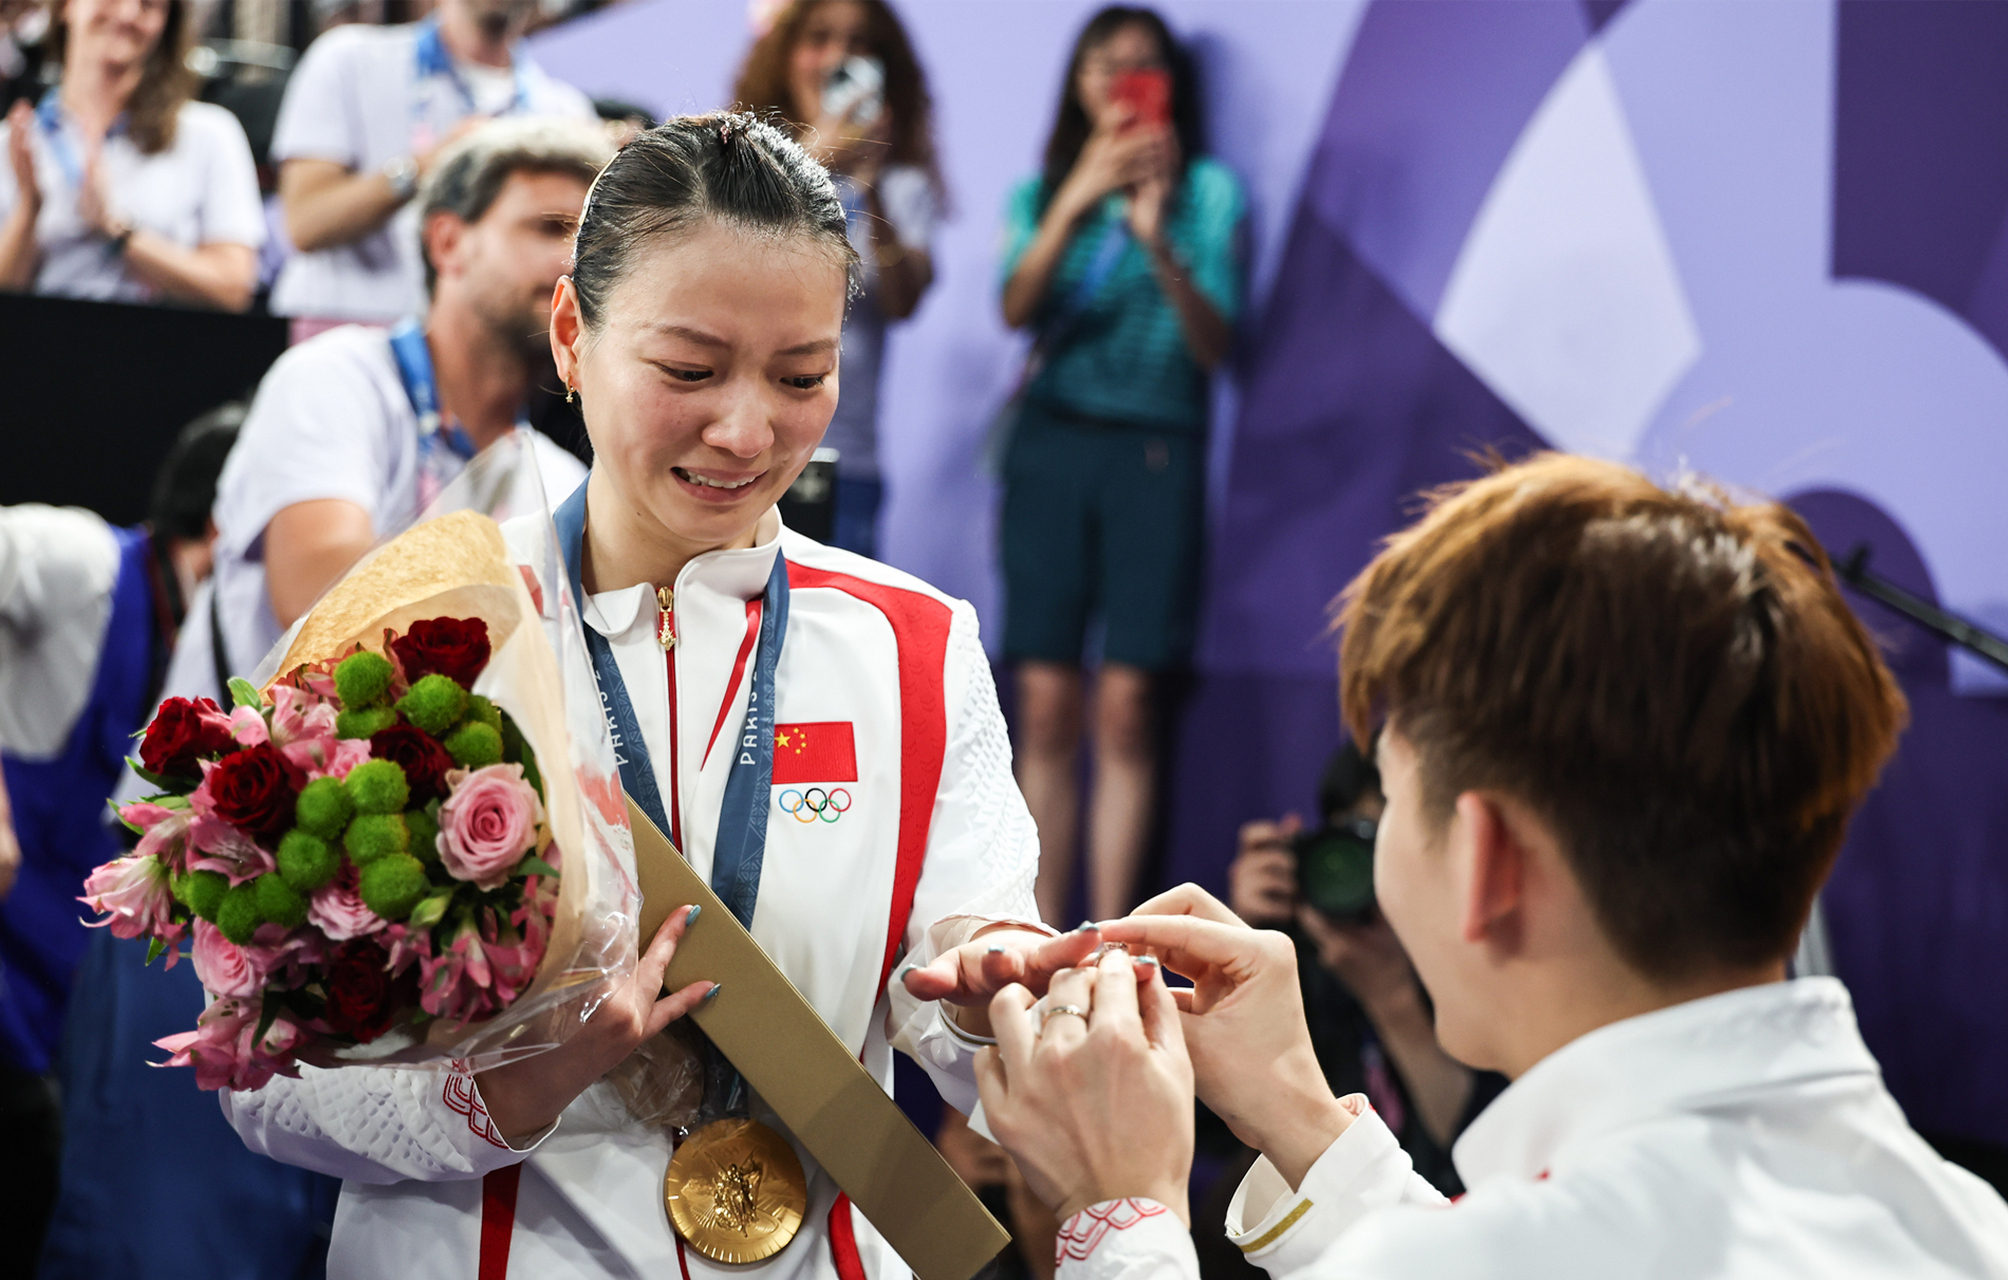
[[1111, 68, 1172, 129]]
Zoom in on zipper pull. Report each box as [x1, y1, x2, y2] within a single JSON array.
[[656, 587, 677, 650]]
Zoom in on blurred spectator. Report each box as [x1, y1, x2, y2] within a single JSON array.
[[0, 0, 50, 110], [267, 0, 595, 334], [0, 405, 236, 1270], [590, 93, 652, 149], [0, 0, 263, 310], [998, 5, 1243, 922], [1215, 744, 1504, 1171], [163, 117, 595, 709], [734, 0, 943, 559]]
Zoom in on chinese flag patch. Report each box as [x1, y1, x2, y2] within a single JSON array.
[[771, 722, 858, 784]]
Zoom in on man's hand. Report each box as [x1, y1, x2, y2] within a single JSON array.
[[901, 923, 1104, 1038], [475, 905, 713, 1143], [1096, 885, 1353, 1188], [977, 949, 1194, 1224], [6, 99, 39, 213], [1228, 814, 1300, 926]]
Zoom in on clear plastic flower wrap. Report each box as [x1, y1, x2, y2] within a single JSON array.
[[82, 437, 644, 1087]]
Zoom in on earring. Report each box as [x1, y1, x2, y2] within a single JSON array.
[[565, 382, 576, 404]]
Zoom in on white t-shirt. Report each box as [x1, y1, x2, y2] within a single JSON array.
[[174, 324, 586, 701], [268, 21, 596, 323], [825, 164, 940, 480], [0, 504, 118, 758], [0, 98, 264, 304]]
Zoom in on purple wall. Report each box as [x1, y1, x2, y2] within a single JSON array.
[[535, 0, 2008, 1147]]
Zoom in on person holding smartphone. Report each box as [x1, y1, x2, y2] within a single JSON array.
[[735, 0, 945, 559], [998, 7, 1244, 924]]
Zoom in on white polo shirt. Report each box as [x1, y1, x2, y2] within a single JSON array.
[[0, 98, 264, 303], [268, 20, 596, 322], [160, 324, 586, 705]]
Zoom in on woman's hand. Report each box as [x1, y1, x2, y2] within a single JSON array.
[[475, 904, 715, 1144], [74, 145, 117, 238], [7, 99, 40, 212], [1053, 106, 1165, 224], [1096, 885, 1353, 1188], [901, 923, 1107, 1037], [977, 949, 1195, 1223]]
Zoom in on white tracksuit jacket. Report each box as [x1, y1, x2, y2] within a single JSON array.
[[222, 513, 1043, 1280], [1054, 979, 2008, 1280]]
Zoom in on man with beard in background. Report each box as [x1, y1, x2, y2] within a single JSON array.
[[269, 0, 596, 338], [36, 118, 597, 1280]]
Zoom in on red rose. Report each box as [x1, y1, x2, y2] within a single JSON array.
[[205, 744, 304, 842], [322, 940, 415, 1043], [390, 618, 491, 688], [370, 724, 457, 803], [138, 697, 236, 779]]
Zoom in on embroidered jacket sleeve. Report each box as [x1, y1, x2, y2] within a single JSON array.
[[219, 1060, 554, 1185], [885, 600, 1047, 1115], [1056, 1198, 1198, 1280], [1223, 1100, 1448, 1276]]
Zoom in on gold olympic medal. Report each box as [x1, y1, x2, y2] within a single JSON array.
[[663, 1118, 808, 1264]]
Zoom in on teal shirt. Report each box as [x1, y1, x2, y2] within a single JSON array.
[[1001, 157, 1245, 433]]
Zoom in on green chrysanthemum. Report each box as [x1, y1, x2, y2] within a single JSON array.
[[217, 881, 262, 945], [184, 869, 229, 923], [333, 650, 395, 707], [294, 775, 354, 838], [444, 721, 503, 770], [343, 812, 409, 864], [406, 804, 440, 862], [396, 674, 467, 736], [254, 872, 308, 929], [276, 829, 340, 892], [335, 706, 399, 740], [358, 854, 428, 921], [344, 758, 410, 815]]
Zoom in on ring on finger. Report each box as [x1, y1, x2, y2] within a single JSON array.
[[1042, 1003, 1088, 1027]]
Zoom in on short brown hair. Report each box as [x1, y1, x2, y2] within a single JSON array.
[[1337, 453, 1907, 982], [417, 117, 613, 294]]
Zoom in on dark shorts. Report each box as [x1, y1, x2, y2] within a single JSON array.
[[999, 402, 1204, 671]]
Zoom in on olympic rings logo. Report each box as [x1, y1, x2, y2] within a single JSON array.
[[778, 787, 853, 824]]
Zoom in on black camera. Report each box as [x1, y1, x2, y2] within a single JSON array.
[[1293, 817, 1378, 922]]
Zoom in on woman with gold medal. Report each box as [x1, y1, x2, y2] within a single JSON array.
[[220, 113, 1098, 1279]]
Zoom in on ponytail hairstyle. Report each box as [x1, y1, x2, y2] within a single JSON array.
[[571, 111, 860, 329]]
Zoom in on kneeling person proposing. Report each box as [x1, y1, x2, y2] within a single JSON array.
[[977, 454, 2008, 1279]]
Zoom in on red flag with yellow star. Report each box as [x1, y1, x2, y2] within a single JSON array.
[[771, 721, 858, 784]]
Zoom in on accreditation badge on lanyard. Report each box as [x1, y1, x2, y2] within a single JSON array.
[[552, 479, 810, 1262], [408, 14, 533, 153]]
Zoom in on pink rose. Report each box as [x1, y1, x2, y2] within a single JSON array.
[[191, 919, 265, 999], [437, 764, 544, 889], [308, 865, 387, 941]]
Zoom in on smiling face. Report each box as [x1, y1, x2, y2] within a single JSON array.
[[64, 0, 170, 71], [787, 1, 873, 120], [553, 218, 848, 560]]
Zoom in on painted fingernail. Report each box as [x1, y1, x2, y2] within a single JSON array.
[[1076, 920, 1098, 933], [1137, 954, 1161, 969], [704, 983, 723, 1003], [686, 904, 702, 926], [987, 944, 1008, 955]]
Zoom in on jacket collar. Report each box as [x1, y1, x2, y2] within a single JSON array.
[[1452, 977, 1882, 1186], [582, 506, 785, 639]]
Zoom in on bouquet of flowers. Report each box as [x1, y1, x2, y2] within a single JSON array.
[[83, 492, 638, 1091]]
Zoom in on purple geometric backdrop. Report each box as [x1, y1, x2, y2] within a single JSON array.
[[536, 0, 2008, 1146]]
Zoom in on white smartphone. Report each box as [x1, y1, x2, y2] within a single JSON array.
[[822, 55, 885, 128]]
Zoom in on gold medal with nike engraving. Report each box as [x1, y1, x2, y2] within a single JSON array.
[[664, 1117, 808, 1263]]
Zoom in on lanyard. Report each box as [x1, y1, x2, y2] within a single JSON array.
[[34, 88, 124, 194], [412, 14, 532, 122], [553, 477, 790, 930], [387, 319, 487, 510]]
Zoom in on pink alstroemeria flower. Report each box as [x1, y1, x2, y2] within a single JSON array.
[[284, 734, 370, 782], [267, 684, 337, 747], [226, 704, 270, 747], [154, 998, 306, 1092], [119, 801, 194, 873], [78, 854, 183, 959]]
